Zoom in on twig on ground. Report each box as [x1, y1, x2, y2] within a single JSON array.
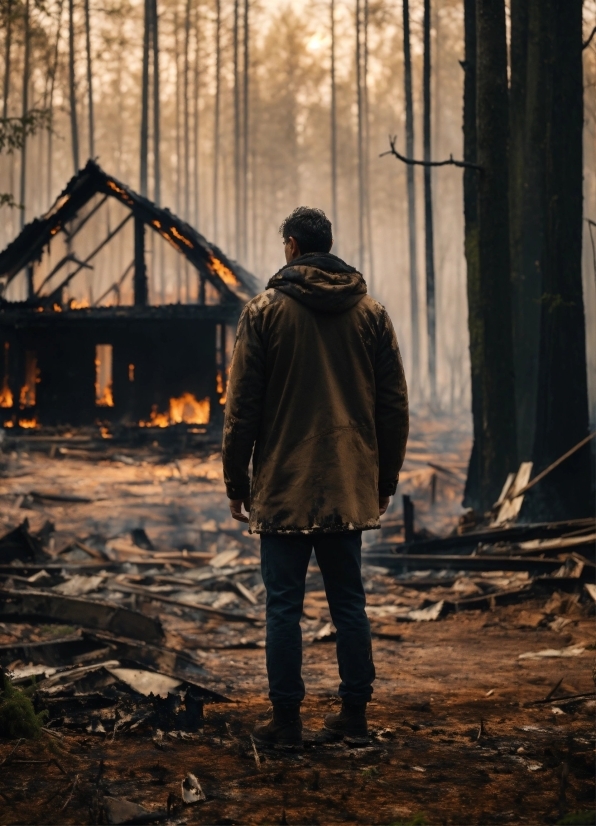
[[250, 734, 262, 770], [60, 774, 79, 812]]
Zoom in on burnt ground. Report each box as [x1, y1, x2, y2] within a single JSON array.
[[0, 411, 594, 825], [0, 600, 594, 826]]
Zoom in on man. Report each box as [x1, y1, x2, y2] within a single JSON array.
[[222, 206, 408, 748]]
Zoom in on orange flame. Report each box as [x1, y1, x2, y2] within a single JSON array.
[[140, 393, 210, 427], [18, 418, 37, 429], [96, 383, 114, 407], [0, 379, 13, 408], [208, 256, 239, 287]]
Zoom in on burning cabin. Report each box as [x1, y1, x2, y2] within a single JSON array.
[[0, 160, 258, 432]]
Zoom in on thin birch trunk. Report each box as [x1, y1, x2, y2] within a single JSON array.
[[423, 0, 437, 404], [402, 0, 420, 394], [174, 2, 181, 299], [3, 0, 12, 119], [68, 0, 80, 173], [84, 0, 94, 158]]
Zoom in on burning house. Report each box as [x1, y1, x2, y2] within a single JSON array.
[[0, 160, 258, 433]]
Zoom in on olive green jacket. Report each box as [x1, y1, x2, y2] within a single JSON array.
[[222, 252, 409, 534]]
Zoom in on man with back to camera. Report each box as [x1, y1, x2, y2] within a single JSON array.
[[222, 206, 409, 748]]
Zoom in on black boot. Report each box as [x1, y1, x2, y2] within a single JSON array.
[[253, 703, 303, 749], [324, 701, 368, 743]]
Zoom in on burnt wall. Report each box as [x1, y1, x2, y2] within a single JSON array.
[[0, 311, 225, 427]]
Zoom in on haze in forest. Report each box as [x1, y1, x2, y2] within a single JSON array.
[[1, 0, 595, 419]]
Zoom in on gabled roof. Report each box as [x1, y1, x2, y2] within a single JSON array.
[[0, 159, 259, 304]]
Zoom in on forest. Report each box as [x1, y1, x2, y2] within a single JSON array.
[[0, 1, 595, 824]]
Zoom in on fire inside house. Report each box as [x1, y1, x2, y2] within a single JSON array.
[[0, 161, 258, 432]]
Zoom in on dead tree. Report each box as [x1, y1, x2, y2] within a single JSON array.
[[192, 0, 199, 226], [363, 0, 374, 289], [3, 0, 12, 120], [183, 0, 191, 221], [68, 0, 79, 173], [473, 0, 518, 509], [212, 0, 221, 243], [402, 0, 419, 394], [423, 0, 436, 405]]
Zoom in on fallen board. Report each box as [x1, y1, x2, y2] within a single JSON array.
[[361, 553, 592, 576], [0, 588, 164, 643]]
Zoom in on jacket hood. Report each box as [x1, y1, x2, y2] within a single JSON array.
[[266, 252, 367, 313]]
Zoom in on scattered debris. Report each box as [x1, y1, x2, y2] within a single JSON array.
[[518, 646, 586, 660], [181, 772, 206, 804]]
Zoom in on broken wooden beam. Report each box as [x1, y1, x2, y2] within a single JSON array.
[[0, 588, 164, 643], [361, 552, 593, 576]]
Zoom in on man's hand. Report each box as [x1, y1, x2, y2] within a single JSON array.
[[230, 497, 251, 523], [379, 496, 390, 516]]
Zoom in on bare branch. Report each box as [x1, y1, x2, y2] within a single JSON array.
[[380, 135, 482, 171], [583, 25, 596, 50], [0, 193, 23, 209]]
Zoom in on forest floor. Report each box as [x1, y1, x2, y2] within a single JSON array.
[[0, 411, 594, 826]]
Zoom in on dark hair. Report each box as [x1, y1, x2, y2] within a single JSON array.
[[279, 206, 333, 254]]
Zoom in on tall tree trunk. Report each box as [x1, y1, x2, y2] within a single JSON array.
[[152, 0, 160, 205], [423, 0, 437, 405], [183, 0, 190, 220], [355, 0, 364, 273], [140, 0, 150, 196], [462, 0, 482, 508], [402, 0, 419, 398], [3, 0, 12, 119], [233, 0, 240, 258], [68, 0, 79, 173], [174, 1, 181, 299], [212, 0, 221, 243], [527, 0, 592, 518], [47, 0, 64, 204], [363, 0, 374, 289], [19, 0, 30, 231], [509, 0, 543, 463], [242, 0, 249, 262], [192, 0, 199, 225], [84, 0, 94, 158], [474, 0, 518, 509], [330, 0, 338, 242]]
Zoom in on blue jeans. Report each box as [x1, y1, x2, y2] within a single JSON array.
[[260, 531, 375, 705]]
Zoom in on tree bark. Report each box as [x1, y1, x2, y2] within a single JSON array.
[[68, 0, 79, 174], [355, 0, 364, 273], [462, 0, 482, 509], [192, 0, 199, 225], [526, 0, 592, 518], [474, 0, 518, 509], [84, 0, 94, 158], [2, 0, 12, 120], [363, 0, 374, 289], [423, 0, 437, 405], [402, 0, 419, 397]]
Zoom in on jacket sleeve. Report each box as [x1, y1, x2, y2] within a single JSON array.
[[374, 309, 409, 497], [222, 303, 266, 500]]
